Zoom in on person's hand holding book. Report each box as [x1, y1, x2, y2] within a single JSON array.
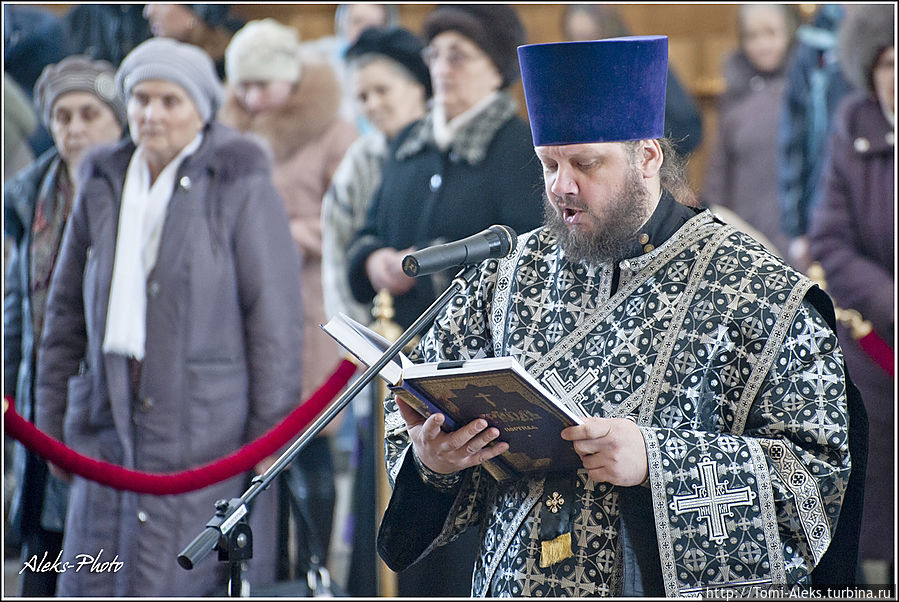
[[396, 397, 510, 474]]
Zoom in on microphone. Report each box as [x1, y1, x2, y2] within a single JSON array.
[[402, 225, 517, 277]]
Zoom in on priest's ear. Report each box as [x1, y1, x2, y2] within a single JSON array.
[[632, 139, 663, 180]]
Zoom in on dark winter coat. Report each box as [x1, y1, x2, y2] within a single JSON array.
[[808, 92, 894, 561], [33, 122, 305, 596], [347, 93, 544, 329], [61, 4, 152, 66], [4, 148, 70, 543], [703, 50, 792, 258], [777, 5, 854, 238]]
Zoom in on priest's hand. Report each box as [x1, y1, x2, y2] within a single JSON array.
[[561, 417, 648, 486], [366, 247, 417, 296], [396, 398, 509, 474]]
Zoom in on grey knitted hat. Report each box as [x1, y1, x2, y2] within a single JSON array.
[[34, 54, 126, 128], [115, 37, 223, 123]]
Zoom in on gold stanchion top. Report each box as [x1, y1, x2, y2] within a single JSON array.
[[372, 289, 404, 343]]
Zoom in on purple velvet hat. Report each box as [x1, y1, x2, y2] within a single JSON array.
[[518, 36, 669, 146]]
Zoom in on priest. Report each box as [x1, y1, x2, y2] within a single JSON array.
[[375, 35, 865, 597]]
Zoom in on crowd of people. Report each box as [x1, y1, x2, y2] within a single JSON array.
[[3, 3, 894, 597]]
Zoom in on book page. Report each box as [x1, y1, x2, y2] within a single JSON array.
[[321, 313, 412, 385]]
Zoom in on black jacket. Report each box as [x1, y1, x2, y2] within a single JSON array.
[[348, 94, 545, 328]]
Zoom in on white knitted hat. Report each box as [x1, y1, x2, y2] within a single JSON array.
[[226, 19, 303, 84]]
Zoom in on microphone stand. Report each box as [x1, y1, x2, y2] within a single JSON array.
[[177, 263, 482, 596]]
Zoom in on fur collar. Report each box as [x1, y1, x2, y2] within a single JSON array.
[[219, 60, 344, 161], [395, 92, 517, 166]]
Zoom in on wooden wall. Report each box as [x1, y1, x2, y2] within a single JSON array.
[[240, 3, 741, 187], [222, 4, 749, 186], [29, 4, 820, 189]]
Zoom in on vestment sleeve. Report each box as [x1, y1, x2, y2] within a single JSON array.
[[641, 299, 851, 596]]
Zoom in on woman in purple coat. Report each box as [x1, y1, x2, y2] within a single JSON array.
[[33, 38, 304, 596], [807, 5, 894, 585]]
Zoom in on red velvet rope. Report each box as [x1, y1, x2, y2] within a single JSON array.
[[857, 330, 895, 378], [3, 359, 357, 495]]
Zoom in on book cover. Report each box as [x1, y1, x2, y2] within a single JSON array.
[[401, 360, 585, 476], [321, 313, 586, 479]]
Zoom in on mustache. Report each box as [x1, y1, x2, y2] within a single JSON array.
[[551, 194, 589, 212]]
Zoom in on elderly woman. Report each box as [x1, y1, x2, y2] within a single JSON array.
[[218, 21, 357, 579], [808, 4, 894, 585], [322, 26, 431, 325], [220, 18, 357, 417], [347, 5, 544, 331], [4, 55, 125, 597], [345, 5, 544, 597], [33, 38, 304, 596]]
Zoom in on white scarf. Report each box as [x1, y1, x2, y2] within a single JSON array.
[[102, 134, 203, 360]]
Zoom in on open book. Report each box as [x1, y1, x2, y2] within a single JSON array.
[[322, 313, 585, 481]]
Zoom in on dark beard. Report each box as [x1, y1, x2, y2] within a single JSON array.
[[543, 166, 653, 265]]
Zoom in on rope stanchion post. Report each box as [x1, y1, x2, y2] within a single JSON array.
[[371, 290, 402, 598]]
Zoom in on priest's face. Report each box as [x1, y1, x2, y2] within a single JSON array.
[[536, 141, 658, 264]]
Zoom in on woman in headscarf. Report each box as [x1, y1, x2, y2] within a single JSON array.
[[4, 54, 126, 597], [33, 38, 304, 596]]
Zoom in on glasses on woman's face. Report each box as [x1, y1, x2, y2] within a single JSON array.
[[422, 45, 482, 69]]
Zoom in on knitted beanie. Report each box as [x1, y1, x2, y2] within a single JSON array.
[[34, 54, 126, 127], [422, 4, 527, 89], [225, 18, 302, 84], [116, 38, 223, 123]]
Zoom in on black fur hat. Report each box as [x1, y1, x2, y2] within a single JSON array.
[[837, 4, 894, 94], [346, 27, 433, 98], [422, 4, 527, 89]]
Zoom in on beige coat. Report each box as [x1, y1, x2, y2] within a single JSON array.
[[220, 60, 358, 403]]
